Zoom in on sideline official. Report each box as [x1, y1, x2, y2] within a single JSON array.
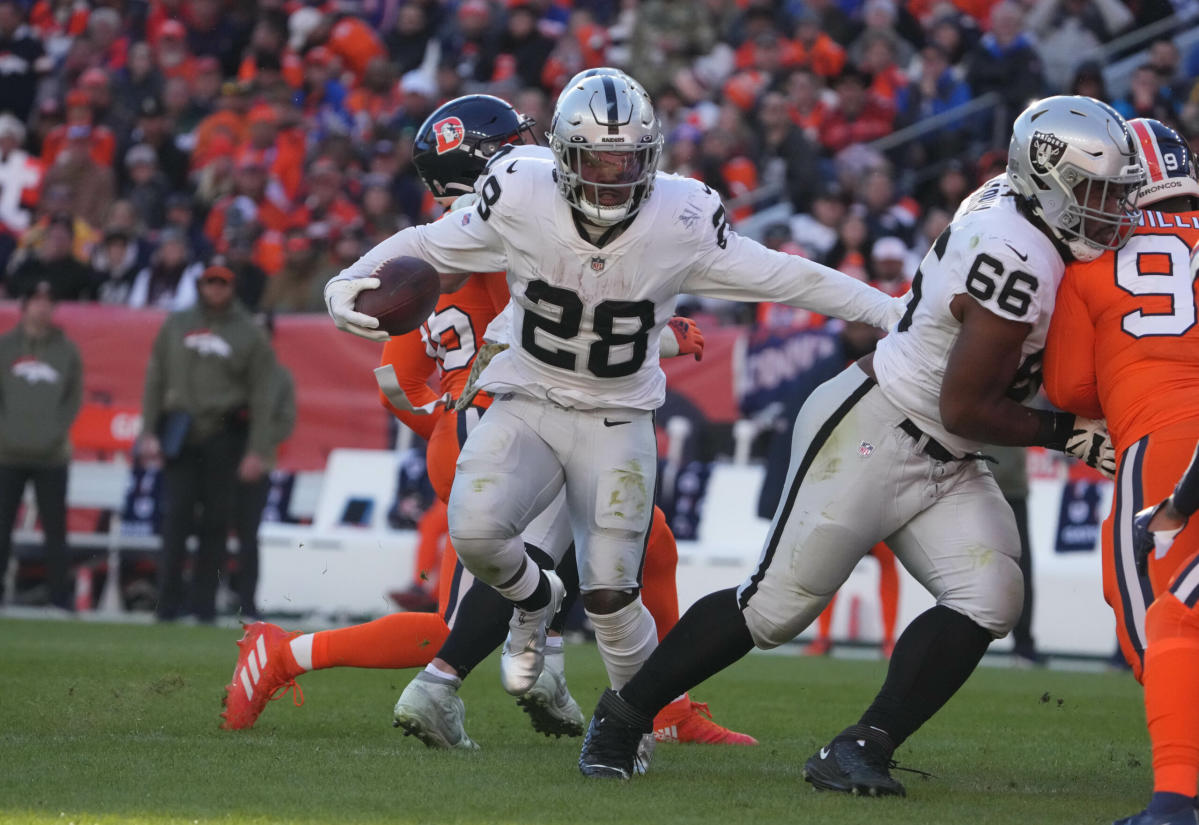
[[138, 265, 276, 623]]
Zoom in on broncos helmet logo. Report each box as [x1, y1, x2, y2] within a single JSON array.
[[433, 117, 466, 155]]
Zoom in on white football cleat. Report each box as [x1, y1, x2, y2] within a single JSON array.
[[500, 569, 566, 695], [392, 672, 479, 750], [517, 645, 584, 737]]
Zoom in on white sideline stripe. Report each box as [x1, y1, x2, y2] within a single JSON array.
[[240, 669, 254, 702]]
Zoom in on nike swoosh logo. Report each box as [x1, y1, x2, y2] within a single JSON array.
[[1005, 244, 1029, 262], [820, 746, 831, 759], [506, 161, 518, 173], [603, 418, 630, 427]]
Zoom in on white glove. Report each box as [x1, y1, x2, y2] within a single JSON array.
[[1064, 416, 1116, 479], [324, 277, 389, 342]]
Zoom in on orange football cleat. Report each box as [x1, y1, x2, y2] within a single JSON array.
[[653, 695, 758, 745], [220, 622, 304, 730]]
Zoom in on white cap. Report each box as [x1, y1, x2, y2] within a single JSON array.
[[400, 70, 436, 99], [872, 236, 908, 261]]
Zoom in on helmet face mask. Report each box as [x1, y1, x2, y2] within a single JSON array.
[[1007, 95, 1143, 262], [550, 74, 663, 225], [413, 94, 538, 198]]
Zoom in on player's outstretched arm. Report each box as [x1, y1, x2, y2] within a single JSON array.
[[940, 293, 1114, 476]]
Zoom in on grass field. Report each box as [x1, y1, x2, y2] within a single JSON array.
[[0, 617, 1152, 825]]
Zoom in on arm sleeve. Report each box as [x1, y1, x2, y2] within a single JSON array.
[[1173, 442, 1199, 517], [682, 226, 903, 330], [327, 211, 508, 286], [1043, 272, 1103, 419], [379, 332, 440, 442]]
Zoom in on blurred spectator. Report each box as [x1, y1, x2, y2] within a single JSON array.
[[164, 194, 213, 264], [42, 90, 117, 169], [853, 28, 909, 108], [128, 96, 190, 193], [115, 42, 165, 114], [42, 124, 117, 229], [215, 239, 266, 313], [153, 19, 196, 81], [6, 213, 97, 300], [443, 0, 500, 87], [493, 2, 558, 92], [1026, 0, 1132, 94], [791, 8, 847, 79], [789, 186, 849, 261], [926, 13, 976, 66], [0, 280, 82, 611], [964, 2, 1045, 133], [784, 67, 831, 142], [1112, 64, 1179, 123], [322, 10, 388, 84], [893, 43, 973, 165], [185, 0, 242, 74], [361, 174, 403, 244], [128, 228, 201, 310], [347, 57, 402, 139], [238, 14, 303, 90], [303, 157, 360, 241], [1069, 59, 1110, 100], [869, 236, 913, 290], [0, 0, 49, 121], [123, 144, 169, 230], [849, 1, 915, 82], [137, 263, 278, 624], [16, 183, 97, 265], [0, 115, 42, 272], [629, 0, 718, 95], [823, 208, 871, 280], [751, 90, 825, 212], [261, 228, 326, 314], [92, 226, 141, 305], [385, 1, 438, 78], [1146, 37, 1191, 105], [819, 67, 894, 154], [858, 168, 919, 247], [299, 46, 351, 136], [86, 6, 127, 71]]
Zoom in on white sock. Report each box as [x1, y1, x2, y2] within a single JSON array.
[[422, 664, 460, 685], [587, 598, 658, 690], [289, 634, 314, 672], [494, 555, 543, 603], [545, 635, 564, 652]]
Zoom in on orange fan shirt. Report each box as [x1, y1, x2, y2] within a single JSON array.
[[1044, 209, 1199, 454]]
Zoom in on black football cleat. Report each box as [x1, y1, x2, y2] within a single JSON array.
[[803, 724, 907, 797], [1112, 807, 1199, 825], [578, 689, 654, 780]]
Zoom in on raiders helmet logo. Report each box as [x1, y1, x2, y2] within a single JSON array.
[[433, 117, 466, 154], [590, 256, 606, 272], [1030, 131, 1066, 175]]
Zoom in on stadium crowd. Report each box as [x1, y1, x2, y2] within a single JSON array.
[[1, 0, 1197, 322]]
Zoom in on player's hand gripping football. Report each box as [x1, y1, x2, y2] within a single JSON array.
[[1063, 416, 1116, 479], [1132, 497, 1188, 576], [324, 277, 390, 342], [666, 317, 705, 361], [455, 342, 509, 411]]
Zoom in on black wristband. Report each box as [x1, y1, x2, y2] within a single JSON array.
[[1035, 411, 1075, 451]]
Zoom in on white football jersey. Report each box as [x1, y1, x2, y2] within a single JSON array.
[[872, 175, 1065, 455], [334, 153, 901, 410]]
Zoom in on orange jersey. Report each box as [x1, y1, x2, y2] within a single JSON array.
[[1044, 209, 1199, 454], [379, 271, 509, 434]]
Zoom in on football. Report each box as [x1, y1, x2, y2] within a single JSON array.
[[354, 256, 441, 336]]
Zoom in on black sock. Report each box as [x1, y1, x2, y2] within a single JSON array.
[[435, 580, 512, 680], [619, 587, 754, 716], [548, 545, 579, 634], [502, 553, 551, 612], [858, 605, 992, 747]]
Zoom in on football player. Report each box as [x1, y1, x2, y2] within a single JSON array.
[[573, 94, 1137, 785], [227, 91, 754, 749], [1044, 118, 1199, 825], [325, 73, 903, 771]]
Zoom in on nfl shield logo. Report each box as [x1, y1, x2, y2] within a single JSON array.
[[858, 441, 874, 457], [590, 256, 606, 273]]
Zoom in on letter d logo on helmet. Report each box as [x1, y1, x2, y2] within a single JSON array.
[[433, 117, 466, 154]]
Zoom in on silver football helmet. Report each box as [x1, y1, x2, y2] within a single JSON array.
[[549, 73, 663, 225], [1007, 95, 1143, 262], [557, 67, 649, 109]]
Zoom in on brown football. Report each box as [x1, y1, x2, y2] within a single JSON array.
[[354, 256, 441, 336]]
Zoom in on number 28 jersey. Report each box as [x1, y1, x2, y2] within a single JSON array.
[[1044, 209, 1199, 454], [873, 175, 1066, 456], [335, 153, 899, 411]]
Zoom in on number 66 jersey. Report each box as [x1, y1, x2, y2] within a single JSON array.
[[333, 152, 900, 411], [873, 174, 1066, 456]]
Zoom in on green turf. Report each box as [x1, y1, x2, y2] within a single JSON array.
[[0, 618, 1151, 825]]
